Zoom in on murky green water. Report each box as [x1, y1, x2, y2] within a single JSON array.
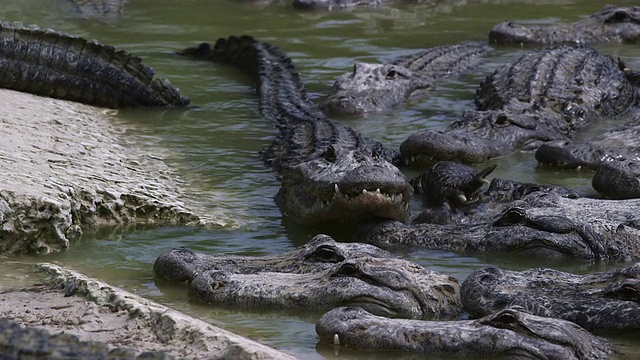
[[1, 0, 640, 358]]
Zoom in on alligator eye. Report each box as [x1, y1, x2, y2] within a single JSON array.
[[308, 245, 345, 263], [385, 69, 398, 80], [334, 263, 359, 277], [493, 311, 518, 326], [606, 10, 630, 23], [494, 207, 527, 226], [321, 146, 337, 162], [494, 113, 509, 126]]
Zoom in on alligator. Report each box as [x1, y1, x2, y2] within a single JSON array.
[[355, 191, 640, 261], [0, 21, 190, 108], [411, 163, 580, 225], [321, 43, 492, 116], [399, 45, 638, 166], [0, 317, 173, 360], [316, 306, 612, 359], [153, 233, 396, 283], [179, 36, 412, 225], [69, 0, 128, 19], [292, 0, 386, 10], [461, 263, 640, 332], [490, 5, 640, 45], [188, 255, 462, 320], [535, 114, 640, 199]]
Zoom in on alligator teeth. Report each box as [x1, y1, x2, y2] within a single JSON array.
[[411, 156, 416, 163], [457, 194, 468, 203], [333, 334, 340, 346], [404, 158, 410, 165], [362, 189, 368, 194], [575, 166, 582, 171], [481, 177, 490, 185], [334, 184, 341, 194], [376, 188, 381, 193]]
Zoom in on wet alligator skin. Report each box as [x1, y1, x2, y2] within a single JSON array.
[[179, 36, 411, 225], [490, 5, 640, 45], [292, 0, 385, 10], [356, 191, 640, 262], [316, 307, 612, 359], [321, 43, 492, 116], [535, 114, 640, 199], [400, 45, 638, 166], [411, 166, 580, 225], [0, 21, 190, 108], [188, 256, 462, 320], [0, 318, 174, 360], [153, 234, 396, 283], [461, 263, 640, 332], [69, 0, 129, 19]]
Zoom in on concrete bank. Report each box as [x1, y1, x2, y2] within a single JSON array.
[[0, 263, 297, 359], [0, 89, 219, 254]]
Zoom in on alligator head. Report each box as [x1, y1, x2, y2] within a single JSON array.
[[188, 256, 462, 320], [316, 306, 611, 358], [462, 264, 640, 332], [400, 108, 563, 166], [272, 144, 412, 225], [356, 192, 640, 261], [153, 234, 395, 283], [593, 159, 640, 199], [321, 62, 432, 116], [490, 5, 640, 45]]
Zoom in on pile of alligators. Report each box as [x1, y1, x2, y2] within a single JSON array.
[[2, 3, 640, 359]]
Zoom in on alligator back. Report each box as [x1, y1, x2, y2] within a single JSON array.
[[393, 43, 493, 80], [0, 21, 190, 108], [475, 45, 637, 120], [69, 0, 128, 19]]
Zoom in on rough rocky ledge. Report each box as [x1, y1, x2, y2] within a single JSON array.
[[0, 89, 215, 254], [0, 263, 297, 359]]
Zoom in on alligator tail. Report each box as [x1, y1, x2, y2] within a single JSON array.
[[0, 21, 190, 108]]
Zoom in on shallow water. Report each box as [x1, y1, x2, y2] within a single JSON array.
[[1, 0, 640, 358]]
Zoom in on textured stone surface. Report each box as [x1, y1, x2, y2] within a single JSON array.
[[0, 89, 214, 254]]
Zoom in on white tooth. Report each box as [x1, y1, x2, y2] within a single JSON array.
[[411, 156, 416, 163], [404, 158, 409, 165], [334, 184, 341, 194], [457, 194, 468, 203], [481, 178, 490, 185], [362, 189, 368, 194], [576, 166, 582, 171], [334, 334, 340, 345], [399, 193, 403, 200], [376, 188, 381, 193]]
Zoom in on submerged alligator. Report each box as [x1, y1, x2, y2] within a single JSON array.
[[536, 114, 640, 199], [461, 263, 640, 332], [153, 234, 395, 283], [490, 5, 640, 45], [356, 191, 640, 261], [321, 43, 492, 116], [400, 45, 638, 166], [179, 36, 412, 225], [69, 0, 129, 19], [0, 21, 189, 108], [0, 317, 173, 360], [316, 306, 612, 359], [188, 255, 462, 320]]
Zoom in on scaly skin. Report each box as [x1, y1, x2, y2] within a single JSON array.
[[592, 159, 640, 199], [188, 256, 462, 320], [0, 318, 174, 360], [321, 43, 491, 116], [490, 5, 640, 45], [69, 0, 129, 19], [179, 36, 412, 225], [316, 307, 612, 359], [400, 45, 638, 166], [0, 21, 190, 108], [461, 263, 640, 332], [153, 234, 395, 283], [356, 192, 640, 261]]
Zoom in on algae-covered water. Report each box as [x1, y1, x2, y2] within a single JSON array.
[[1, 0, 640, 358]]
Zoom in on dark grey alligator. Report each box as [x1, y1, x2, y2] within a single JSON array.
[[69, 0, 128, 19], [411, 164, 579, 225], [316, 306, 612, 359], [490, 5, 640, 45], [292, 0, 386, 10], [461, 263, 640, 332], [179, 36, 412, 225], [400, 45, 638, 166], [0, 21, 190, 108], [0, 317, 173, 360], [153, 234, 395, 283], [356, 191, 640, 261], [321, 43, 492, 116], [188, 256, 462, 320], [535, 114, 640, 199]]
